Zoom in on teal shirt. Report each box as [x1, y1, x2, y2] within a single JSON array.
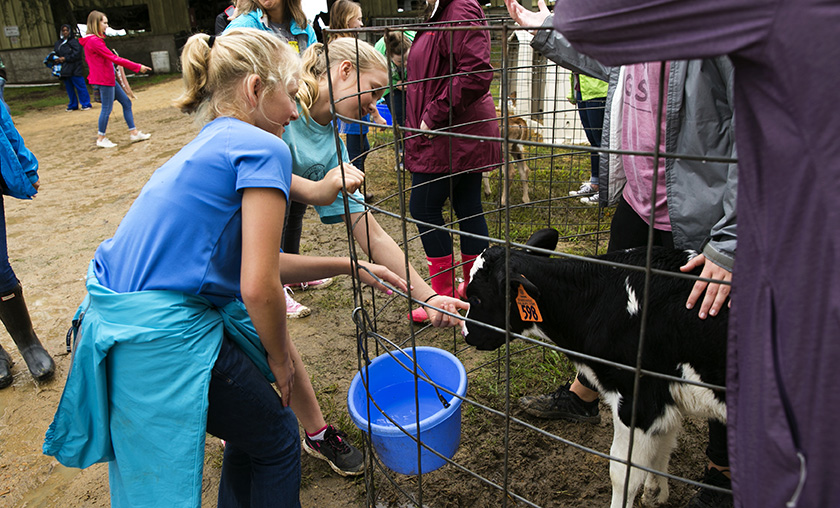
[[283, 107, 365, 224]]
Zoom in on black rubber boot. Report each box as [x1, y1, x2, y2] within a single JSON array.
[[0, 345, 12, 388], [0, 284, 55, 383]]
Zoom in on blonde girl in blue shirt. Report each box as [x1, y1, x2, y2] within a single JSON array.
[[43, 29, 403, 507]]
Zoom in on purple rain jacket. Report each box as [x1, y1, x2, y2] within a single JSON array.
[[404, 0, 501, 174], [553, 0, 840, 506]]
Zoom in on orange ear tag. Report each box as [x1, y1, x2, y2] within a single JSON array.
[[516, 285, 542, 322]]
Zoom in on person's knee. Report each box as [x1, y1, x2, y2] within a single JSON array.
[[249, 412, 300, 465], [409, 202, 442, 224]]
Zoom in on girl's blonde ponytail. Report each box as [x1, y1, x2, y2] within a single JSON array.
[[174, 28, 301, 124]]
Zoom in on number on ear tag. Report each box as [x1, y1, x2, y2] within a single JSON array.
[[516, 285, 542, 322]]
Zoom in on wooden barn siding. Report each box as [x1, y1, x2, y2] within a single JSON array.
[[0, 0, 188, 51], [75, 0, 189, 34], [361, 0, 392, 18], [361, 0, 511, 22], [0, 0, 56, 51]]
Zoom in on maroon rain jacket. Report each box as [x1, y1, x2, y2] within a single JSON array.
[[404, 0, 501, 174]]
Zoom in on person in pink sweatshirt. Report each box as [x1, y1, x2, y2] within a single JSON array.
[[80, 10, 152, 148]]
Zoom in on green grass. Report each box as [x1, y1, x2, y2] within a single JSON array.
[[469, 343, 577, 406], [4, 72, 181, 117]]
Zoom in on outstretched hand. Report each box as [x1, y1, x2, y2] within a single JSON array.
[[680, 254, 732, 320], [425, 295, 470, 328], [504, 0, 550, 31], [353, 260, 408, 294]]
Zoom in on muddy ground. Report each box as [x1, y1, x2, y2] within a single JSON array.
[[0, 78, 711, 507]]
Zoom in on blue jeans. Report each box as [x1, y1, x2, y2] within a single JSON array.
[[64, 76, 92, 110], [576, 91, 606, 183], [206, 337, 301, 508], [96, 84, 135, 135], [409, 171, 489, 257], [0, 195, 19, 293]]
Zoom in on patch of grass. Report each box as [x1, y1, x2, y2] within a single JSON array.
[[469, 344, 576, 408], [300, 471, 315, 490], [4, 85, 66, 116], [128, 72, 181, 91], [308, 284, 355, 311]]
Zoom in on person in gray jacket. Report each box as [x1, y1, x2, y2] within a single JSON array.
[[506, 1, 737, 506]]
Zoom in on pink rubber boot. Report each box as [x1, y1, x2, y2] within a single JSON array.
[[456, 253, 480, 300], [410, 254, 455, 323]]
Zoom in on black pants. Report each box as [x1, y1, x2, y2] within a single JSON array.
[[409, 172, 488, 258], [281, 201, 308, 255]]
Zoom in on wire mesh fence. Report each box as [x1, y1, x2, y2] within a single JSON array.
[[322, 17, 734, 508]]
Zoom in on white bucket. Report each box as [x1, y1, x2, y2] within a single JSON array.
[[150, 51, 170, 74]]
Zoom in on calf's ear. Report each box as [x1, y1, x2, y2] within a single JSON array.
[[524, 228, 559, 256], [510, 273, 540, 299]]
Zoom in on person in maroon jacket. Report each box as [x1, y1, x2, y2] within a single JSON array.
[[405, 0, 501, 323]]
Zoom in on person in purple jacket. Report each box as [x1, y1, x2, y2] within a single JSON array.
[[552, 1, 840, 507], [405, 0, 501, 323]]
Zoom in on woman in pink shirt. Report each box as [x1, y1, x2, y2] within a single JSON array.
[[80, 11, 152, 148]]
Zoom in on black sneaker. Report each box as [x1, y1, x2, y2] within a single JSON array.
[[518, 383, 601, 423], [302, 425, 364, 476], [686, 467, 733, 508]]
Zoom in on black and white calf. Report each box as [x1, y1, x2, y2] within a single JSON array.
[[462, 242, 728, 508]]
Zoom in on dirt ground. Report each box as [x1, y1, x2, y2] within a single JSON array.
[[0, 78, 711, 507]]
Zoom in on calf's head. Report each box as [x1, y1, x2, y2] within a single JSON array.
[[462, 228, 557, 351], [462, 247, 544, 350]]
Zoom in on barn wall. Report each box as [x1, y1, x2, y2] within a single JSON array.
[[0, 0, 188, 83], [0, 0, 56, 50]]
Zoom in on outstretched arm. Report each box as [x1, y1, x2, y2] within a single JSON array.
[[278, 253, 407, 295], [347, 212, 468, 328], [504, 0, 551, 30]]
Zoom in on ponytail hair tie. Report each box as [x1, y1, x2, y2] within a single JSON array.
[[208, 35, 216, 48]]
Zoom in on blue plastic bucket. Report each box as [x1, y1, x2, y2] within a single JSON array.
[[376, 102, 392, 126], [347, 346, 467, 475]]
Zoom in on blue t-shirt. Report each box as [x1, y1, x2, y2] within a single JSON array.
[[283, 109, 365, 224], [94, 117, 292, 306]]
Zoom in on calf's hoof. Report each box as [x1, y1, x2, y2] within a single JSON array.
[[641, 481, 668, 507]]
